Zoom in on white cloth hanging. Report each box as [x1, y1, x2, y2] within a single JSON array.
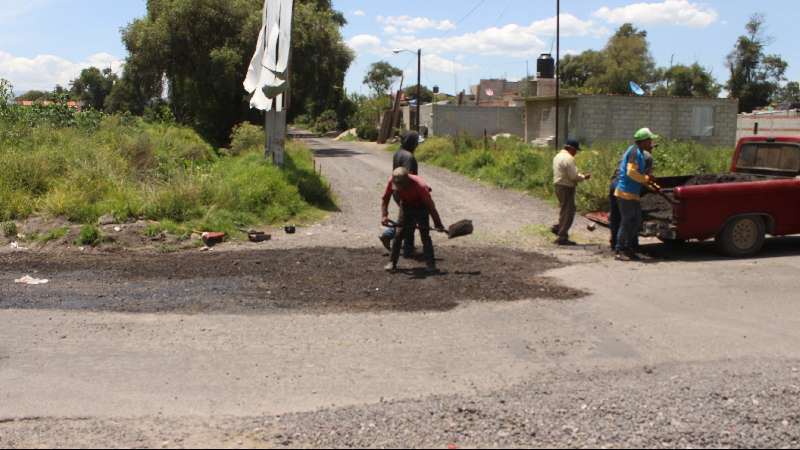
[[244, 0, 294, 111]]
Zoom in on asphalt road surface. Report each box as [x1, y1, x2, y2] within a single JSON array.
[[1, 138, 798, 448]]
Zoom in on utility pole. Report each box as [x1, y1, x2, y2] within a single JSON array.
[[416, 48, 422, 132], [555, 0, 561, 150]]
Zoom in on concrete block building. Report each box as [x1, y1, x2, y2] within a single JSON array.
[[525, 95, 739, 147]]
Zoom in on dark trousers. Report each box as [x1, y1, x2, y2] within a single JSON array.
[[609, 185, 621, 249], [391, 207, 434, 266], [616, 198, 642, 252], [393, 192, 416, 256], [555, 185, 577, 240]]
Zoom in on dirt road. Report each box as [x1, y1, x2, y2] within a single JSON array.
[[2, 138, 799, 448]]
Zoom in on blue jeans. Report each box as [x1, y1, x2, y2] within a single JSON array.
[[616, 198, 642, 253]]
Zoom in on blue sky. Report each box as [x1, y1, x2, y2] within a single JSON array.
[[1, 0, 797, 96]]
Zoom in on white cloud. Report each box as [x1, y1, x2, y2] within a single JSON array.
[[0, 0, 51, 23], [0, 51, 123, 93], [378, 15, 456, 34], [346, 34, 385, 55], [594, 0, 718, 28], [388, 14, 608, 58], [353, 10, 365, 17]]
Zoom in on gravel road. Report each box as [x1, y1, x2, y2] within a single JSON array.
[[2, 138, 799, 448]]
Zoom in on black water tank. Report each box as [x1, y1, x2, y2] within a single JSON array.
[[537, 53, 555, 79]]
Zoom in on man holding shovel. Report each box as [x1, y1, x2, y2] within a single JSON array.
[[381, 167, 446, 273], [614, 128, 659, 261]]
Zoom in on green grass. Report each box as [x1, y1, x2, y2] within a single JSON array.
[[397, 135, 734, 212], [39, 226, 69, 243], [0, 118, 334, 239]]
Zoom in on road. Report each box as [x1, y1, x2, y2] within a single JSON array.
[[1, 138, 799, 448]]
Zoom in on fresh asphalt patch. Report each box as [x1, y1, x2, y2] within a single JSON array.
[[0, 247, 584, 314]]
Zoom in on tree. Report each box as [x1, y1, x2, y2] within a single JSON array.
[[658, 64, 721, 97], [588, 24, 658, 94], [560, 50, 606, 92], [726, 13, 789, 112], [15, 90, 51, 102], [775, 81, 800, 106], [363, 61, 403, 97], [117, 0, 353, 146], [403, 84, 434, 104], [70, 67, 118, 111]]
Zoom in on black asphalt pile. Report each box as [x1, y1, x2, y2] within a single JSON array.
[[641, 173, 761, 221], [641, 192, 675, 221], [0, 247, 583, 314], [685, 173, 758, 186]]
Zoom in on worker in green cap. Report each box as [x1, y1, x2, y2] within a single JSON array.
[[614, 128, 659, 261]]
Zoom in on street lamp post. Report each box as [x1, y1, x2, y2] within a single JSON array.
[[394, 48, 422, 132]]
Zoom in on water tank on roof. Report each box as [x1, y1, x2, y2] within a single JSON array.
[[537, 53, 555, 79]]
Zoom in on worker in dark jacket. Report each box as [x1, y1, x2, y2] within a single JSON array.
[[393, 131, 420, 175], [381, 167, 445, 273], [380, 131, 422, 253]]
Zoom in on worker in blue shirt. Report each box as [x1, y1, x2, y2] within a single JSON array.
[[614, 128, 659, 261]]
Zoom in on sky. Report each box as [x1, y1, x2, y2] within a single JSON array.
[[1, 0, 798, 97]]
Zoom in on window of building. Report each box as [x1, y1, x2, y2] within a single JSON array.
[[691, 106, 714, 137]]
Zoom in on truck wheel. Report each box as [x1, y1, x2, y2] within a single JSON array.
[[716, 216, 766, 257]]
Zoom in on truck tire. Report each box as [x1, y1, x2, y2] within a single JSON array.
[[716, 216, 766, 257]]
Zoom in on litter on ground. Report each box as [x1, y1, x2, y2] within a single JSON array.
[[14, 275, 49, 285]]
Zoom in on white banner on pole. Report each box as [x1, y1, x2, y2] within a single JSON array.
[[244, 0, 293, 112]]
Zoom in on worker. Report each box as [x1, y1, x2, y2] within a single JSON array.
[[393, 130, 420, 175], [609, 141, 655, 250], [381, 167, 446, 273], [380, 131, 421, 253], [551, 139, 591, 246], [614, 128, 659, 261]]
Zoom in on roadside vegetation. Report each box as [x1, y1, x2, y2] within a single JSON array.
[[0, 80, 333, 244], [398, 135, 734, 212]]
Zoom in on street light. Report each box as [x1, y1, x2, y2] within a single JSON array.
[[393, 48, 422, 133]]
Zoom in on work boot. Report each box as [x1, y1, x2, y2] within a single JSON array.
[[554, 238, 577, 246], [384, 262, 397, 272], [425, 262, 438, 274]]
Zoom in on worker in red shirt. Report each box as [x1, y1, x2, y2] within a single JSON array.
[[381, 167, 446, 273]]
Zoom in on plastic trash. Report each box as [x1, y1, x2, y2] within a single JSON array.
[[14, 275, 49, 285]]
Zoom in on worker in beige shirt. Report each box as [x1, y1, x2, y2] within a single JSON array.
[[551, 139, 590, 245]]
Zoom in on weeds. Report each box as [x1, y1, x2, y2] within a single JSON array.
[[403, 135, 734, 212]]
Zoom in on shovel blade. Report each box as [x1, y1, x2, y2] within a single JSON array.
[[447, 220, 474, 239]]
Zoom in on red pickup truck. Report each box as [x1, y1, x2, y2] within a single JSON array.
[[588, 136, 800, 257]]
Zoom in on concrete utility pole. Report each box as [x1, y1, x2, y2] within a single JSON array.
[[417, 48, 422, 132], [555, 0, 561, 150]]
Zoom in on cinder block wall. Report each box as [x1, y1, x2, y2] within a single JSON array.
[[431, 105, 524, 138], [572, 96, 738, 146]]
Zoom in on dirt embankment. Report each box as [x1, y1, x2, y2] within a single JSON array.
[[0, 247, 584, 314]]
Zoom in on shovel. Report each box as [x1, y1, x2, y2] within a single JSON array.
[[649, 181, 679, 206], [385, 219, 474, 240]]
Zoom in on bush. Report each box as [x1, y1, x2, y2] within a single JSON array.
[[229, 123, 264, 156], [357, 125, 379, 141], [1, 221, 16, 238], [314, 110, 338, 134], [0, 96, 335, 237], [76, 225, 101, 246]]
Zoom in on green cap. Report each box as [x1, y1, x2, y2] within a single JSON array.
[[634, 128, 659, 141]]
